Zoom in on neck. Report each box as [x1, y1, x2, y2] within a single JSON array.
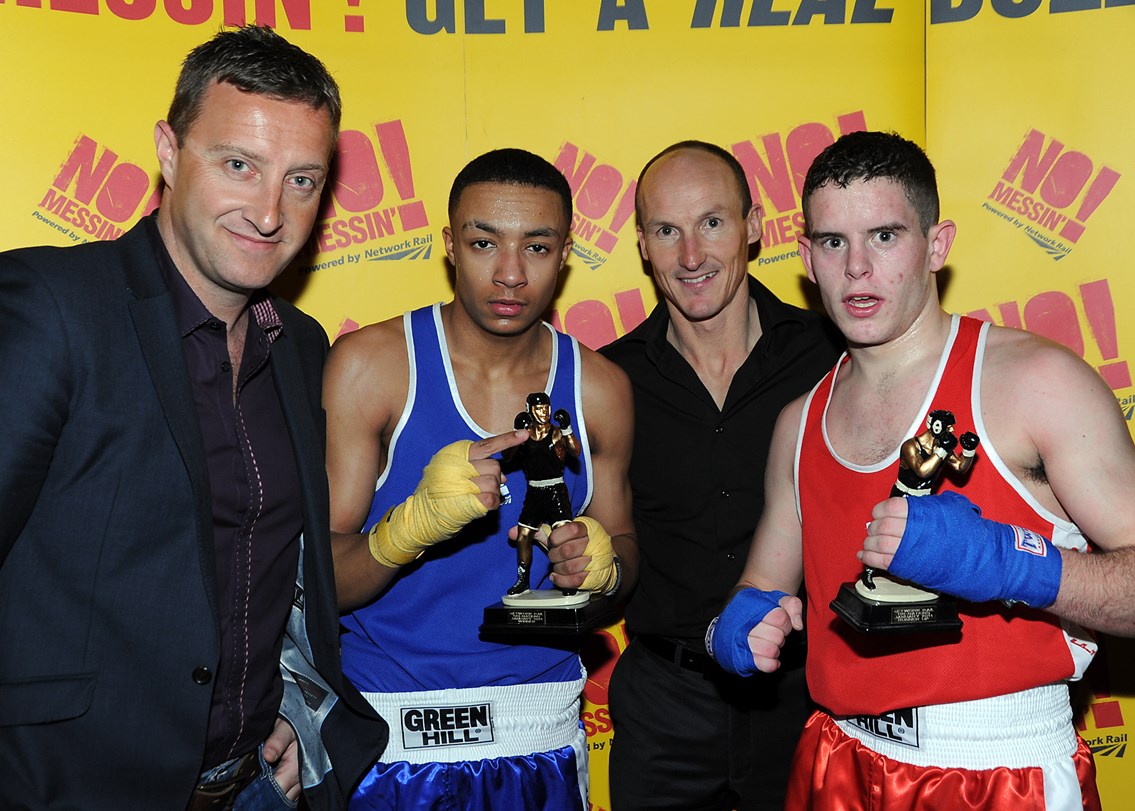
[[845, 307, 953, 383], [666, 287, 761, 374]]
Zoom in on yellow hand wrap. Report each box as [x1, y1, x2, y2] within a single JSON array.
[[574, 516, 618, 593], [367, 440, 489, 568]]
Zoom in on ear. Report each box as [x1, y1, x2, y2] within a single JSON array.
[[927, 219, 956, 273], [798, 234, 816, 284], [154, 121, 178, 190], [745, 203, 764, 246], [636, 226, 649, 262], [442, 225, 456, 265], [559, 235, 573, 269]]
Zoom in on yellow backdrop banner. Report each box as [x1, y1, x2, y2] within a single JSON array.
[[3, 1, 1133, 807]]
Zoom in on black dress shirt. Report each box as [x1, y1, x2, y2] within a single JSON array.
[[147, 217, 303, 769], [601, 275, 843, 648]]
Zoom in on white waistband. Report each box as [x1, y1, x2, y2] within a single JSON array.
[[832, 683, 1077, 769], [362, 678, 585, 764], [529, 477, 565, 488]]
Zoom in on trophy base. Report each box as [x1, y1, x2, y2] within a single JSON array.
[[481, 591, 616, 636], [830, 580, 962, 634]]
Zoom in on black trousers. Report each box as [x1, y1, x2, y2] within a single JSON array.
[[608, 637, 810, 810]]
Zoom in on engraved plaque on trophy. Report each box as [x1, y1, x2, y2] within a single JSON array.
[[830, 409, 979, 634]]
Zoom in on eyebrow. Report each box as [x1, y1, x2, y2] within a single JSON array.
[[461, 220, 562, 239]]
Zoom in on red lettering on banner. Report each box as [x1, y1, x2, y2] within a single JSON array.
[[550, 287, 648, 349], [996, 129, 1121, 244], [222, 0, 311, 29], [314, 120, 428, 254], [37, 134, 159, 241], [967, 278, 1131, 390], [732, 110, 867, 248], [6, 0, 312, 27], [553, 142, 636, 256]]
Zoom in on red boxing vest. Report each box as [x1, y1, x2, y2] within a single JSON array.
[[797, 315, 1095, 716]]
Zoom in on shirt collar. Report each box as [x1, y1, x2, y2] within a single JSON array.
[[144, 212, 284, 344], [641, 274, 808, 365]]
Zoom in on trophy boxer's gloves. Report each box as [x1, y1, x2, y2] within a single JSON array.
[[959, 432, 980, 457], [936, 431, 958, 456], [553, 409, 573, 434], [367, 440, 489, 568], [888, 491, 1063, 608], [515, 412, 532, 430], [571, 516, 619, 593], [705, 588, 791, 676]]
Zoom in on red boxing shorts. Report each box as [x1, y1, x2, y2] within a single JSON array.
[[788, 684, 1100, 811]]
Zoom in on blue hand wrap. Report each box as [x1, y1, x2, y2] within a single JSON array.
[[706, 588, 790, 676], [889, 491, 1063, 608]]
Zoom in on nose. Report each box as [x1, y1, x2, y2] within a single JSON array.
[[845, 239, 871, 280], [678, 234, 705, 271], [493, 247, 527, 289], [247, 178, 284, 237]]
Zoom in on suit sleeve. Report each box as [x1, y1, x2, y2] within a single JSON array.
[[0, 256, 71, 566]]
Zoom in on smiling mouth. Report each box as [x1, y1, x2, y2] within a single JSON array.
[[679, 270, 717, 285]]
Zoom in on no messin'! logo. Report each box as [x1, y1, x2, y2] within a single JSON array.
[[307, 119, 432, 270], [983, 129, 1121, 260]]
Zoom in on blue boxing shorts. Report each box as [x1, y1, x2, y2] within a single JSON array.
[[350, 677, 588, 810]]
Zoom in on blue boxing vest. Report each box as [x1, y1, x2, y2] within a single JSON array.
[[340, 304, 593, 693]]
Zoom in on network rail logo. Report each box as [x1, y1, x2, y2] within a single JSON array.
[[983, 129, 1120, 260]]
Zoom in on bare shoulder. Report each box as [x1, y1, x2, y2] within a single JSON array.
[[577, 343, 633, 452], [983, 324, 1111, 412], [578, 343, 632, 412], [324, 316, 410, 424]]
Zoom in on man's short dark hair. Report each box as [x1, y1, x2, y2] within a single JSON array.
[[635, 140, 753, 222], [802, 131, 939, 235], [448, 148, 573, 227], [526, 392, 551, 409], [167, 25, 341, 144]]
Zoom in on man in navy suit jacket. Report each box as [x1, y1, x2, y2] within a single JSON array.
[[0, 26, 385, 810]]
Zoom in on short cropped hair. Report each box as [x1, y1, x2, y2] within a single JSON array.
[[167, 25, 341, 144], [448, 148, 573, 227], [635, 140, 753, 221], [802, 131, 939, 235]]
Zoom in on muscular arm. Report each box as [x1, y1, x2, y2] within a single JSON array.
[[736, 399, 806, 599], [716, 399, 806, 673], [324, 323, 405, 610], [1024, 342, 1135, 635], [545, 350, 638, 598]]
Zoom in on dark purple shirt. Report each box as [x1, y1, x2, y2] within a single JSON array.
[[147, 217, 303, 769]]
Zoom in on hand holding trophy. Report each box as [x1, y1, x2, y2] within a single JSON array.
[[831, 409, 979, 633], [482, 393, 620, 636]]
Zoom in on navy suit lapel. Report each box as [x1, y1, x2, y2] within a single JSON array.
[[120, 223, 219, 615]]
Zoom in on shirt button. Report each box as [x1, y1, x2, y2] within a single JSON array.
[[208, 319, 223, 331], [715, 425, 725, 433], [220, 361, 232, 373], [192, 666, 212, 685], [726, 552, 736, 561], [721, 490, 730, 498]]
